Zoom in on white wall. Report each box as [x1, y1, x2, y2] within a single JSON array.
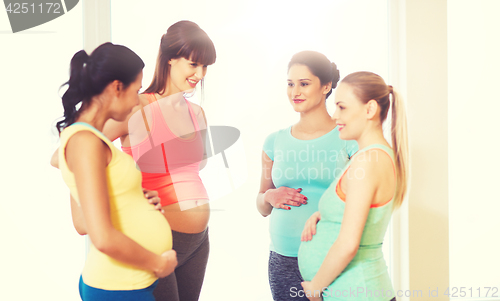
[[448, 0, 500, 299], [393, 1, 500, 300], [110, 1, 390, 300], [404, 0, 450, 300], [0, 5, 85, 301], [2, 1, 499, 300], [0, 1, 390, 300]]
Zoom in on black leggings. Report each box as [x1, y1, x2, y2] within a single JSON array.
[[153, 228, 209, 301]]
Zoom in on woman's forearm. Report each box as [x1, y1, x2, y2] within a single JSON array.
[[70, 195, 87, 235], [311, 241, 358, 289], [50, 148, 59, 168], [91, 227, 164, 273], [257, 191, 273, 217]]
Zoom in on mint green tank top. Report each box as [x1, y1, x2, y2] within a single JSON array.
[[263, 126, 358, 257], [298, 144, 396, 301]]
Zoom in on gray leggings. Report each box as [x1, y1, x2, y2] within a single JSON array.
[[269, 251, 308, 301], [269, 251, 396, 301], [153, 228, 209, 301]]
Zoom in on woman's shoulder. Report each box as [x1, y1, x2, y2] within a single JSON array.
[[62, 125, 114, 166], [185, 101, 208, 130], [187, 100, 201, 109], [350, 145, 394, 176], [266, 126, 291, 138], [66, 128, 107, 147], [355, 144, 393, 159], [186, 100, 204, 117], [62, 123, 112, 147], [139, 93, 152, 106], [263, 126, 291, 152]]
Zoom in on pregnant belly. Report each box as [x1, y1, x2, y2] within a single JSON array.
[[116, 202, 173, 254], [298, 221, 340, 281], [163, 202, 210, 233], [82, 201, 172, 290]]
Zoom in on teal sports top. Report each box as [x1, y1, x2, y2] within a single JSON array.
[[263, 126, 358, 257], [298, 144, 396, 301]]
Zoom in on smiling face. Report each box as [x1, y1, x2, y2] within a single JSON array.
[[287, 64, 331, 113], [332, 82, 369, 140], [167, 56, 208, 95]]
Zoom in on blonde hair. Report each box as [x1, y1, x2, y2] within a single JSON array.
[[342, 72, 409, 208]]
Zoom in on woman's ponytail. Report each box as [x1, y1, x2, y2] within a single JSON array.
[[56, 50, 90, 134], [389, 87, 409, 208], [341, 72, 409, 208], [55, 43, 145, 134]]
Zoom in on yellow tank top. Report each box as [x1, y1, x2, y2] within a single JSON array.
[[59, 122, 172, 290]]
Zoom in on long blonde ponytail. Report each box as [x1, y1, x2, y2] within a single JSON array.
[[342, 72, 409, 208], [389, 87, 409, 208]]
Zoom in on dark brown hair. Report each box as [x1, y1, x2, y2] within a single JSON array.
[[144, 20, 216, 95], [288, 51, 340, 99], [56, 42, 144, 133]]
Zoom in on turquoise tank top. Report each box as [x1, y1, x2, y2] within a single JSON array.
[[263, 126, 358, 257], [298, 144, 396, 301]]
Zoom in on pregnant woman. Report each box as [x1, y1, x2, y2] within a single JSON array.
[[56, 42, 177, 301], [52, 20, 215, 301], [257, 51, 357, 301], [100, 20, 215, 301], [298, 71, 409, 301]]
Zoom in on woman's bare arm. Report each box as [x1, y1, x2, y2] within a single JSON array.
[[304, 155, 381, 291], [70, 194, 87, 235], [198, 106, 208, 170], [65, 131, 175, 276], [256, 151, 307, 216]]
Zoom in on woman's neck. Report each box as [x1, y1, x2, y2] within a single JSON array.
[[296, 104, 336, 133], [155, 91, 186, 109], [75, 100, 108, 132], [356, 126, 390, 150], [159, 78, 186, 99]]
